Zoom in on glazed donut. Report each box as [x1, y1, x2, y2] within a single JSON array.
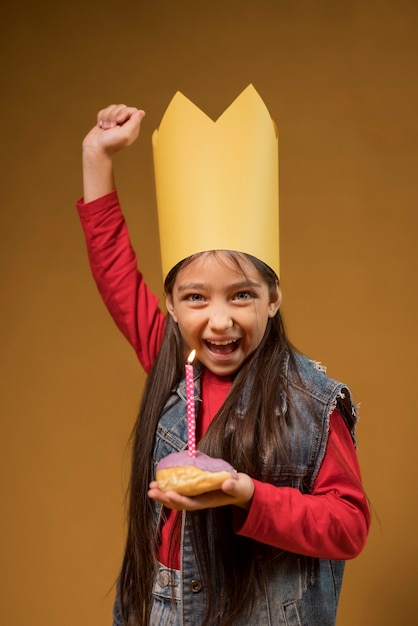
[[156, 450, 237, 496]]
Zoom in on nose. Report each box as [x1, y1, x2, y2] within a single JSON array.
[[207, 304, 233, 332]]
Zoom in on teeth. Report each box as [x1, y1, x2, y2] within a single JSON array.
[[207, 339, 238, 346]]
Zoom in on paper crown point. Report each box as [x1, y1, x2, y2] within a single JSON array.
[[152, 84, 280, 277]]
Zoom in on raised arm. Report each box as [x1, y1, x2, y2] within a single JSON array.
[[77, 105, 166, 373]]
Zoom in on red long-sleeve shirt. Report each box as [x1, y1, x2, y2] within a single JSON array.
[[77, 190, 370, 567]]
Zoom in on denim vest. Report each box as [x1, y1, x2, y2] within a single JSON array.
[[150, 352, 358, 626]]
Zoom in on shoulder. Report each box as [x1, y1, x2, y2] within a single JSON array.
[[287, 352, 343, 395], [285, 351, 358, 444]]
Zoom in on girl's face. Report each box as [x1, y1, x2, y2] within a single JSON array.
[[166, 252, 281, 376]]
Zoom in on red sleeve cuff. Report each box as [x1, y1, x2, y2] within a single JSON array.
[[76, 189, 119, 214]]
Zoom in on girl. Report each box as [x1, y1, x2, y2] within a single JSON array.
[[77, 102, 370, 626]]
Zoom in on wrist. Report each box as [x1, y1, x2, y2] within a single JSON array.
[[82, 147, 115, 203], [82, 143, 114, 166]]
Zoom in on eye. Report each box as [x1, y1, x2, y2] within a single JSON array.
[[185, 293, 205, 302], [233, 291, 253, 301]]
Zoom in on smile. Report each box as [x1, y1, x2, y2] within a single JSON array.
[[204, 339, 241, 355]]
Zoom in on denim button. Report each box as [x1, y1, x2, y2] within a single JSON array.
[[157, 571, 171, 587], [190, 579, 203, 593]]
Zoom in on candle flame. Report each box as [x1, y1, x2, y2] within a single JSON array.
[[187, 349, 196, 364]]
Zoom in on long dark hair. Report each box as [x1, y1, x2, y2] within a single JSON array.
[[118, 251, 299, 625]]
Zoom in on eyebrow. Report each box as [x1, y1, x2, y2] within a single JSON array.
[[176, 280, 263, 293]]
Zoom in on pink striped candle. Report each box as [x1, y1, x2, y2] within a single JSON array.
[[185, 350, 196, 457]]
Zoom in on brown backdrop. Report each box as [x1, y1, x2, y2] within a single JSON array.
[[1, 1, 417, 624]]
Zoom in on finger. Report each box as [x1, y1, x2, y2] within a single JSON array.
[[119, 108, 146, 139], [97, 104, 142, 129], [97, 104, 121, 128], [148, 487, 189, 511], [221, 474, 255, 509], [114, 106, 144, 125], [221, 478, 239, 493]]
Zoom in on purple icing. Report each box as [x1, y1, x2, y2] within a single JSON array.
[[157, 450, 237, 477]]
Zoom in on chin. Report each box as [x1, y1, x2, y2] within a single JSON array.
[[205, 360, 242, 376]]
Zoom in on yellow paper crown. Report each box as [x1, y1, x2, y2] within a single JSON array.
[[152, 84, 279, 277]]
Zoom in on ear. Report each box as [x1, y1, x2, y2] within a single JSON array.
[[165, 295, 178, 323], [267, 283, 282, 318]]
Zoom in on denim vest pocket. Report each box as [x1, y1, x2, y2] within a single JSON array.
[[150, 565, 181, 626], [154, 388, 190, 466], [154, 423, 187, 463], [152, 564, 181, 600], [259, 551, 306, 625], [268, 551, 306, 601]]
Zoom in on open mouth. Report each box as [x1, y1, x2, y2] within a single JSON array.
[[204, 339, 240, 355]]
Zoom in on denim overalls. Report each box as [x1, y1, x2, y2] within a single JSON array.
[[114, 352, 357, 625]]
